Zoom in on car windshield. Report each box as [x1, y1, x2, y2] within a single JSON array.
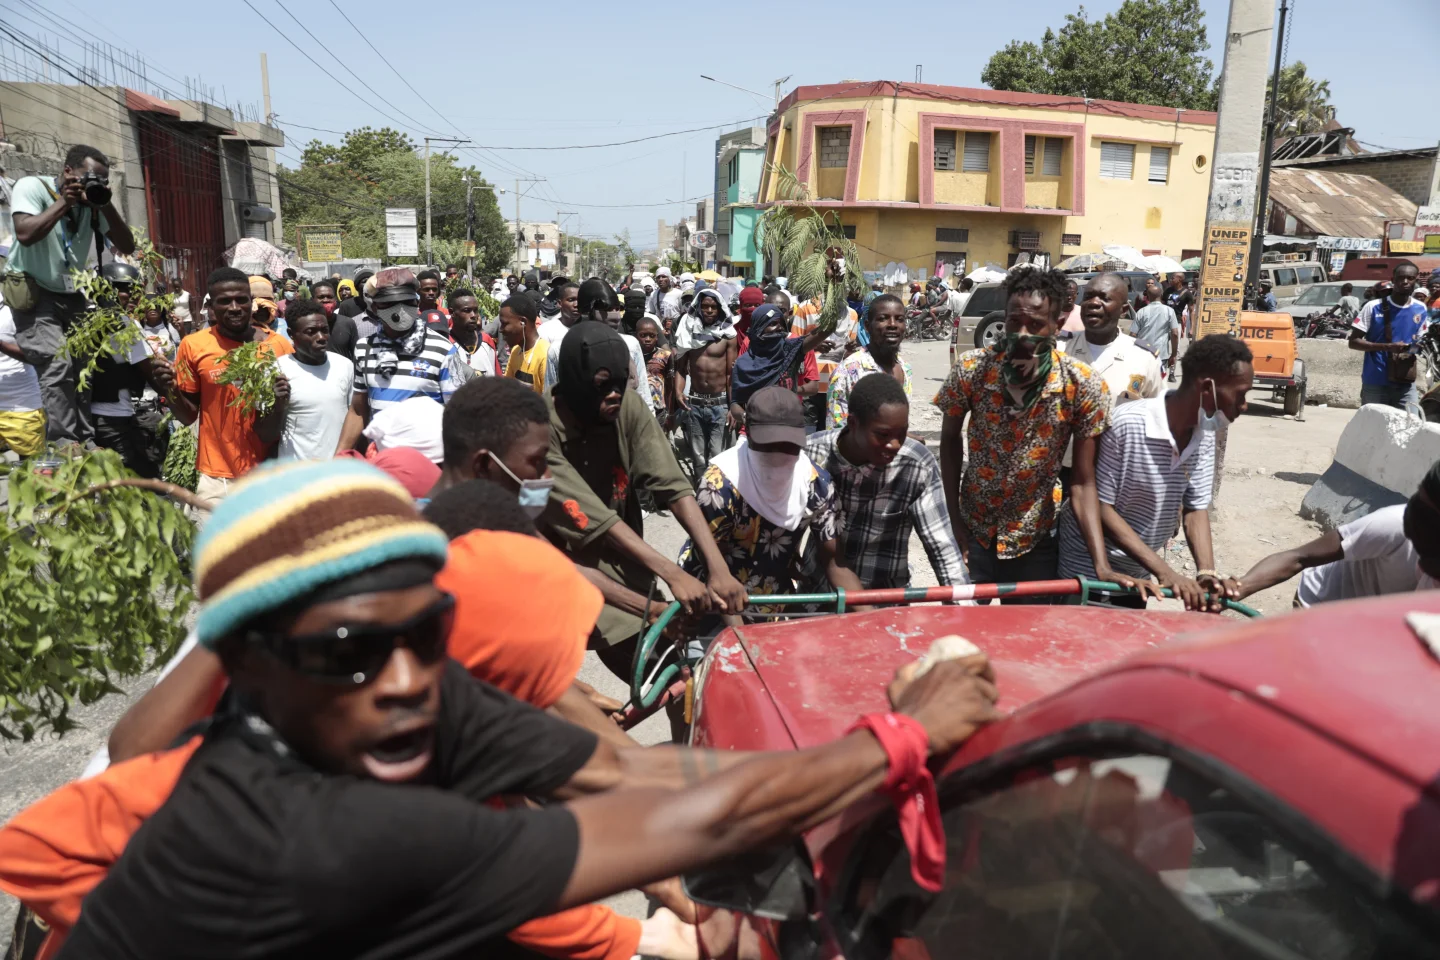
[[966, 285, 1004, 314], [1294, 284, 1346, 306]]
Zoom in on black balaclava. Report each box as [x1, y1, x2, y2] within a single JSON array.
[[557, 321, 631, 423], [577, 277, 614, 320]]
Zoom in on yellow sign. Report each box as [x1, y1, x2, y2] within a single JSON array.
[[300, 225, 343, 262], [1425, 234, 1440, 254], [1388, 239, 1424, 254], [463, 240, 477, 257], [1195, 222, 1251, 338]]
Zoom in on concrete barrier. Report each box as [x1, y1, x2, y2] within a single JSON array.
[[1295, 339, 1363, 409], [1301, 404, 1440, 530]]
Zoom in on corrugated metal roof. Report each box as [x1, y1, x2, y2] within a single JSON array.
[[1268, 168, 1417, 239]]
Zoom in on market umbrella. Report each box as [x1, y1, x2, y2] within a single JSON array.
[[698, 268, 722, 283], [224, 238, 307, 279], [966, 265, 1007, 283], [1181, 257, 1202, 271], [1100, 244, 1151, 271], [1055, 252, 1112, 272], [1142, 254, 1186, 275]]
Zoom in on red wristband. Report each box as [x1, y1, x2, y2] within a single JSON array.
[[848, 712, 945, 892]]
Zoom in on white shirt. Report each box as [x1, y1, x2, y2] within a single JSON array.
[[540, 317, 575, 391], [1296, 505, 1429, 606], [277, 352, 355, 460], [0, 305, 41, 412], [620, 332, 645, 394], [1059, 330, 1164, 466], [457, 337, 497, 377]]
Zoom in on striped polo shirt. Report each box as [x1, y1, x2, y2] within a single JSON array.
[[353, 327, 465, 412], [1057, 394, 1215, 579]]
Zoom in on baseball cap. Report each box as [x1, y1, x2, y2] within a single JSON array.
[[745, 386, 806, 446]]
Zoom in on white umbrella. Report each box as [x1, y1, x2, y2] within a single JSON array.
[[1100, 244, 1151, 271], [1142, 254, 1186, 275], [224, 238, 307, 279], [966, 265, 1007, 283], [1055, 252, 1112, 272]]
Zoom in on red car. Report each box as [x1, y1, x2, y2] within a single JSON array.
[[684, 594, 1440, 959]]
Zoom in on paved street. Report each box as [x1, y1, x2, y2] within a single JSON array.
[[0, 337, 1358, 936]]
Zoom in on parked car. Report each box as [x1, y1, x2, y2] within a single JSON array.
[[1277, 280, 1358, 322], [952, 276, 1139, 366], [684, 593, 1440, 960], [1257, 260, 1328, 304]]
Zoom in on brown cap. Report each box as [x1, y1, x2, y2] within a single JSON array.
[[745, 386, 806, 446]]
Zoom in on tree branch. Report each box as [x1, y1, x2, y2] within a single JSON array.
[[65, 477, 211, 513]]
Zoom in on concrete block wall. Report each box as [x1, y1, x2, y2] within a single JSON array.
[[1296, 338, 1364, 408], [819, 127, 850, 168], [1301, 405, 1440, 530], [1349, 156, 1436, 207]]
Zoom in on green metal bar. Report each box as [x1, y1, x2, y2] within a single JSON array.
[[1077, 578, 1261, 619], [835, 587, 846, 615], [633, 601, 682, 698]]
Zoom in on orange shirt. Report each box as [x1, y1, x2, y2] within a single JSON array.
[[173, 327, 293, 480]]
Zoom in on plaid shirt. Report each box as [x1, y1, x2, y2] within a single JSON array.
[[802, 429, 969, 589]]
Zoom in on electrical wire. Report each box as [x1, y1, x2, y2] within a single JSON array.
[[471, 117, 768, 151], [324, 0, 454, 137]]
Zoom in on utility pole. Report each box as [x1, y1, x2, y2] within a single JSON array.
[[259, 53, 272, 123], [510, 176, 546, 277], [1191, 0, 1278, 341], [1190, 0, 1280, 504], [423, 137, 470, 267], [1244, 0, 1290, 306], [463, 176, 475, 280]]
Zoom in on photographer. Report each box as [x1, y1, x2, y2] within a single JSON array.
[[6, 144, 136, 446]]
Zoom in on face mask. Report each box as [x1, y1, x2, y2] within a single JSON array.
[[284, 291, 296, 301], [1198, 379, 1231, 433], [322, 302, 336, 316], [487, 451, 553, 519], [376, 302, 418, 334], [997, 332, 1055, 384], [749, 448, 799, 486]]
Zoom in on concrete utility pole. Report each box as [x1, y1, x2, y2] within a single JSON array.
[[1191, 0, 1279, 341], [511, 176, 546, 277], [423, 137, 470, 267], [1244, 0, 1290, 303], [1191, 0, 1279, 503]]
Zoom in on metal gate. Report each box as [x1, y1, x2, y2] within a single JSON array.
[[137, 117, 224, 298]]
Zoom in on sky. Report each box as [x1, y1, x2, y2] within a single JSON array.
[[45, 0, 1440, 251]]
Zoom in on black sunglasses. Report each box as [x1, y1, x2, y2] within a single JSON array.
[[247, 592, 455, 685]]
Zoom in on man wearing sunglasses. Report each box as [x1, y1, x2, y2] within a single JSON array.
[[5, 457, 998, 960]]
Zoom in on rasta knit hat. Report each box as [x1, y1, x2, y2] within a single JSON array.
[[193, 459, 450, 648]]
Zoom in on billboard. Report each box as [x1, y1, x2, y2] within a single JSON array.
[[299, 225, 343, 262]]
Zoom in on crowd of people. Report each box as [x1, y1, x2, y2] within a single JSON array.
[[2, 139, 1439, 960]]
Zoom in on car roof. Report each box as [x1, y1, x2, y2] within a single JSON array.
[[724, 604, 1227, 750], [1115, 592, 1440, 791]]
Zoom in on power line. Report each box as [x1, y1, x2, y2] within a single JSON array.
[[472, 118, 768, 151], [324, 0, 454, 136]]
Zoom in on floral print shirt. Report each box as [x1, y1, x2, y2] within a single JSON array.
[[825, 348, 913, 429], [678, 461, 837, 606], [933, 347, 1110, 559]]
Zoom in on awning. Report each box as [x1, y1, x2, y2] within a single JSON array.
[[1263, 234, 1316, 246], [123, 88, 180, 118]]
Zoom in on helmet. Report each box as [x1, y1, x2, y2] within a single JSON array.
[[101, 261, 140, 287]]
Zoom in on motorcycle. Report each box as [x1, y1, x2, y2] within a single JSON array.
[[904, 306, 950, 342], [1297, 305, 1351, 340]]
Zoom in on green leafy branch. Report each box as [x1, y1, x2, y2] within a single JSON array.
[[215, 341, 279, 417], [160, 413, 198, 492], [0, 449, 197, 741], [59, 232, 175, 392], [753, 164, 866, 333]]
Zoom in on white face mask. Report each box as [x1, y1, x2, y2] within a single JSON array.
[[1198, 378, 1231, 433], [749, 448, 800, 487], [488, 451, 553, 519]]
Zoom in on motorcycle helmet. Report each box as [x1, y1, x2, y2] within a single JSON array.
[[100, 261, 140, 288]]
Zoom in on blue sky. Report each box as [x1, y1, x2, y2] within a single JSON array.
[[52, 0, 1440, 249]]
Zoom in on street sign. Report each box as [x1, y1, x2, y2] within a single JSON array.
[[386, 227, 419, 257], [385, 208, 417, 227], [1416, 206, 1440, 228], [299, 225, 343, 261]]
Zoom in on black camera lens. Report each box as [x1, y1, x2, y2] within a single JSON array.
[[80, 172, 111, 206]]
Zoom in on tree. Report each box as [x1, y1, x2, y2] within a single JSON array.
[[1269, 62, 1335, 138], [278, 127, 512, 274], [981, 0, 1218, 111], [753, 165, 864, 332]]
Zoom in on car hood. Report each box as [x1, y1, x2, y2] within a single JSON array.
[[718, 603, 1226, 750]]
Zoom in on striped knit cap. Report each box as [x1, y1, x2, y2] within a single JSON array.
[[193, 458, 450, 648]]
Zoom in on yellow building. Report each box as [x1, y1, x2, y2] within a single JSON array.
[[756, 80, 1219, 277]]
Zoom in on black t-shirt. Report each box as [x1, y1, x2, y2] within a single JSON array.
[[328, 313, 359, 364], [338, 296, 367, 319], [60, 663, 598, 960]]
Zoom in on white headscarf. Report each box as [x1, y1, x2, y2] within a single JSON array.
[[673, 289, 736, 356], [363, 396, 445, 464], [712, 437, 812, 531]]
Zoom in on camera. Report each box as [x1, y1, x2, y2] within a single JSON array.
[[79, 170, 111, 206]]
